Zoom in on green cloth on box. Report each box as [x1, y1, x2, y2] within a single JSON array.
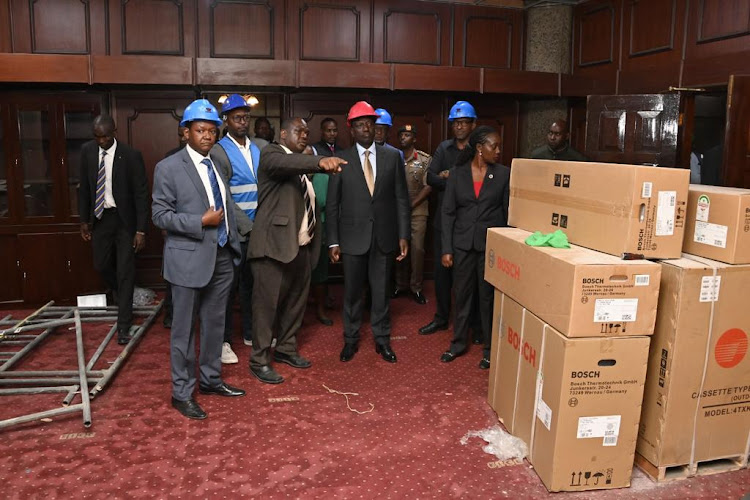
[[524, 230, 570, 248]]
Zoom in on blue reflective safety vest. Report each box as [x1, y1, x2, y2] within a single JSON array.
[[218, 136, 260, 222]]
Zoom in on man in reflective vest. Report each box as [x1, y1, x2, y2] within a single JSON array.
[[211, 94, 261, 364]]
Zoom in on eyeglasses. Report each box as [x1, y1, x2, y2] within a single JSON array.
[[230, 114, 250, 124], [452, 119, 473, 128]]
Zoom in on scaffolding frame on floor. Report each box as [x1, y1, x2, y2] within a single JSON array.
[[0, 300, 162, 430]]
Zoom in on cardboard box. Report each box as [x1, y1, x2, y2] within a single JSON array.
[[508, 159, 689, 259], [637, 255, 750, 469], [485, 228, 661, 337], [682, 185, 750, 264], [488, 291, 650, 492]]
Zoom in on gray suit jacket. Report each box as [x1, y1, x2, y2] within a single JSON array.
[[248, 143, 323, 265], [152, 147, 241, 288], [210, 142, 254, 239]]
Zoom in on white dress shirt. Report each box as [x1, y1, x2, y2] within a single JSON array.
[[99, 138, 118, 209], [279, 144, 316, 247], [185, 144, 230, 236]]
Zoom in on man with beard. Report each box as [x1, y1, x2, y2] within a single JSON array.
[[248, 118, 346, 384]]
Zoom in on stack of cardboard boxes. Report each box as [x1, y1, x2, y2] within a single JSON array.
[[485, 159, 694, 491]]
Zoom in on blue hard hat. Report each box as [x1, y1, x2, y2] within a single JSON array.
[[448, 100, 477, 121], [374, 108, 393, 127], [221, 94, 251, 115], [180, 99, 222, 127]]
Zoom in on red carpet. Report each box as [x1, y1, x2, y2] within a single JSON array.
[[0, 283, 748, 499]]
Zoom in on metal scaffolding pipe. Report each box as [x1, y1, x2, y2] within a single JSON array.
[[0, 301, 54, 340], [0, 404, 84, 430], [0, 370, 104, 378], [0, 318, 76, 336], [0, 385, 78, 396], [0, 309, 75, 372], [0, 378, 102, 385], [74, 310, 92, 428], [90, 300, 162, 398], [62, 386, 79, 406], [86, 324, 118, 371]]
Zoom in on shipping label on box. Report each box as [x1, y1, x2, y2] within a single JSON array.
[[638, 256, 750, 467], [485, 227, 661, 337], [683, 185, 750, 264], [508, 159, 689, 259], [489, 292, 650, 492]]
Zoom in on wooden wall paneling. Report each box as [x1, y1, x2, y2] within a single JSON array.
[[18, 233, 67, 303], [573, 0, 620, 91], [0, 1, 12, 52], [0, 235, 22, 303], [394, 65, 481, 92], [88, 0, 108, 54], [453, 5, 523, 70], [196, 58, 295, 86], [298, 61, 389, 89], [483, 69, 557, 95], [0, 54, 90, 83], [9, 0, 32, 53], [198, 0, 284, 59], [288, 0, 372, 62], [371, 0, 450, 66], [92, 55, 193, 84], [112, 91, 196, 286], [113, 0, 195, 56], [30, 0, 90, 54], [560, 71, 617, 96], [618, 0, 685, 93], [470, 95, 519, 166], [683, 0, 750, 86], [722, 74, 750, 187]]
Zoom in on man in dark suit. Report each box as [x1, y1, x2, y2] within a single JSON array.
[[152, 99, 246, 420], [248, 118, 346, 384], [311, 117, 343, 157], [79, 115, 149, 345], [328, 101, 411, 363]]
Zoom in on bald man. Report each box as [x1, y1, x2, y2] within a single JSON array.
[[531, 119, 587, 161]]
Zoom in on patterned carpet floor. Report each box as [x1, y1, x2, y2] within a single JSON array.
[[0, 283, 748, 499]]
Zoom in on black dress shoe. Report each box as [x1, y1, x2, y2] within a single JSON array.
[[478, 357, 491, 370], [375, 344, 397, 363], [117, 329, 133, 345], [171, 398, 207, 420], [419, 320, 449, 335], [199, 382, 246, 397], [273, 351, 312, 369], [317, 315, 334, 326], [250, 365, 284, 384], [413, 291, 427, 304], [440, 351, 463, 363], [391, 287, 406, 299], [340, 344, 358, 362]]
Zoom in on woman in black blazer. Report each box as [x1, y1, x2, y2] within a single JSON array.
[[440, 126, 510, 369]]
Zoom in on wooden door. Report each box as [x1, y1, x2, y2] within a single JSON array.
[[723, 75, 750, 188], [585, 94, 680, 166], [18, 233, 67, 304]]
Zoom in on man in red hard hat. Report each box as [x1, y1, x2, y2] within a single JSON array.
[[328, 101, 411, 363]]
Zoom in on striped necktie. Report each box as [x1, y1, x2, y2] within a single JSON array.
[[202, 158, 228, 247], [300, 175, 315, 239], [94, 151, 106, 219]]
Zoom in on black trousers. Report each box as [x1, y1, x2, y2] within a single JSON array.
[[450, 248, 493, 358], [433, 226, 482, 333], [341, 239, 393, 347], [224, 239, 253, 343], [92, 208, 135, 334], [249, 245, 312, 368]]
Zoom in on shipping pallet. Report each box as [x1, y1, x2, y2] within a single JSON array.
[[635, 452, 748, 483]]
